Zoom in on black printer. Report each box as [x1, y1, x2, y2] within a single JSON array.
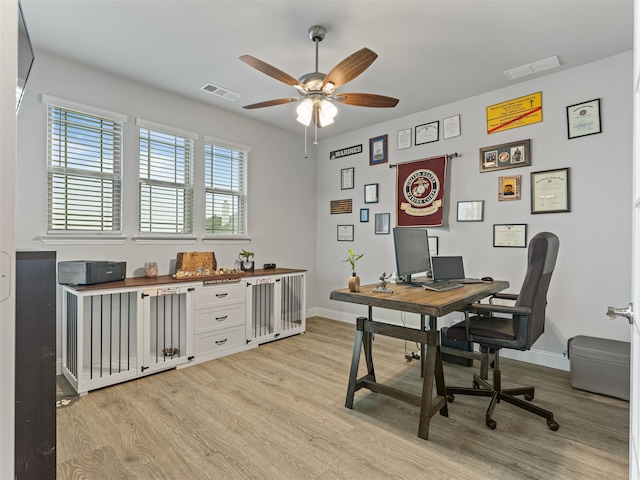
[[58, 261, 126, 285]]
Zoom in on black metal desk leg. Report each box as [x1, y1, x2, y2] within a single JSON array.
[[345, 323, 364, 409]]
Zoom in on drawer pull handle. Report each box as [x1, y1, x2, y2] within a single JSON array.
[[216, 315, 228, 321], [216, 293, 228, 298], [215, 338, 228, 345]]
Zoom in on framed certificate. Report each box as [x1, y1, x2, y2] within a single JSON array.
[[443, 114, 461, 139], [360, 208, 369, 223], [493, 224, 527, 248], [337, 225, 354, 242], [415, 121, 439, 145], [567, 98, 601, 139], [341, 167, 354, 190], [364, 183, 379, 204], [531, 168, 570, 214], [369, 135, 388, 165], [397, 128, 411, 149], [457, 200, 484, 222], [374, 213, 390, 235]]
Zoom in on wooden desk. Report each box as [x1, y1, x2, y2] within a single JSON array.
[[330, 280, 509, 440]]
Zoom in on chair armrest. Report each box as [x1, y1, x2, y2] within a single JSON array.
[[468, 302, 531, 316], [490, 292, 519, 302]]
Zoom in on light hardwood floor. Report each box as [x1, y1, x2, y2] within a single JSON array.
[[56, 316, 629, 479]]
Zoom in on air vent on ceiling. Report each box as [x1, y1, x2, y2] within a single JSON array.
[[504, 56, 560, 80], [200, 83, 242, 101]]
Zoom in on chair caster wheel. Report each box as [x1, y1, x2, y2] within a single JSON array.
[[446, 394, 455, 403], [547, 420, 559, 431], [524, 393, 534, 401], [486, 418, 497, 430], [472, 381, 480, 389]]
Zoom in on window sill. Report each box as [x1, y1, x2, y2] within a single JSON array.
[[39, 234, 128, 245], [133, 236, 198, 245], [202, 235, 251, 245]]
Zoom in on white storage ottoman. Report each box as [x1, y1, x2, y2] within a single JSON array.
[[568, 335, 630, 401]]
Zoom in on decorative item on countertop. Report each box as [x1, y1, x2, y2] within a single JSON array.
[[373, 272, 393, 294], [144, 261, 158, 278], [239, 249, 255, 271], [344, 248, 364, 292], [173, 251, 243, 283]]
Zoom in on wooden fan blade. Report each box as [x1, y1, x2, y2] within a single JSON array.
[[334, 93, 399, 108], [243, 98, 299, 109], [322, 48, 378, 90], [239, 55, 305, 90]]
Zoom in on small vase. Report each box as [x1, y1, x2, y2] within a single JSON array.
[[348, 272, 360, 292], [241, 260, 254, 272]]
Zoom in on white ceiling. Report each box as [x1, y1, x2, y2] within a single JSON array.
[[20, 0, 633, 140]]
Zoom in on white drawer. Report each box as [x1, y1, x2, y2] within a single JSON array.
[[194, 304, 244, 335], [194, 283, 245, 309], [194, 326, 245, 356]]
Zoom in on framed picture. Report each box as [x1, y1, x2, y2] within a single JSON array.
[[415, 121, 439, 145], [364, 183, 379, 204], [493, 224, 527, 248], [374, 213, 390, 235], [369, 134, 388, 165], [531, 168, 570, 214], [337, 224, 354, 242], [480, 139, 531, 173], [498, 175, 521, 201], [397, 128, 411, 150], [340, 167, 354, 190], [567, 98, 601, 139], [360, 208, 369, 222], [443, 114, 461, 139], [428, 236, 439, 256], [456, 200, 484, 222]]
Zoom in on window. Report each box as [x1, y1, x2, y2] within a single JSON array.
[[138, 122, 194, 234], [47, 104, 123, 232], [204, 138, 249, 236]]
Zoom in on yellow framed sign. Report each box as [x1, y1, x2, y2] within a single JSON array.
[[486, 92, 542, 134]]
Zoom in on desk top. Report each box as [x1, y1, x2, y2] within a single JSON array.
[[330, 280, 509, 317]]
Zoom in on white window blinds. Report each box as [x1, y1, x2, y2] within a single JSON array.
[[139, 126, 194, 234], [204, 141, 248, 236], [47, 104, 123, 232]]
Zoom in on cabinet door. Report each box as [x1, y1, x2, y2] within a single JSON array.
[[141, 286, 193, 374]]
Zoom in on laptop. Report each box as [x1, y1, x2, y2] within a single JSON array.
[[429, 256, 483, 284]]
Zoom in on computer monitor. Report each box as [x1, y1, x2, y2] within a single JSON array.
[[393, 227, 432, 285]]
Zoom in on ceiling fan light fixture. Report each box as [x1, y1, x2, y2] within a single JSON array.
[[318, 99, 337, 126], [296, 98, 314, 126]]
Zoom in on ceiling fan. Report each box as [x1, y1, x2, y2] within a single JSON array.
[[239, 25, 399, 129]]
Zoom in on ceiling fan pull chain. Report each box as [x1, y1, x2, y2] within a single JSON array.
[[303, 125, 308, 158]]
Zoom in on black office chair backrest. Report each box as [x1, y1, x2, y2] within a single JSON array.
[[515, 232, 559, 349]]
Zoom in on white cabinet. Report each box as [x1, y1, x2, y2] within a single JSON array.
[[245, 272, 306, 345], [61, 268, 306, 394], [191, 282, 250, 365]]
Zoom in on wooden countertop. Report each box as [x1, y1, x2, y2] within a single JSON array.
[[63, 267, 307, 292]]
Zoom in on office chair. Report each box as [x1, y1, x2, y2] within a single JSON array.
[[445, 232, 559, 431]]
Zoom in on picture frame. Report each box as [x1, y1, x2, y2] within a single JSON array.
[[374, 213, 390, 235], [360, 208, 369, 223], [567, 98, 601, 139], [415, 121, 439, 145], [428, 236, 439, 256], [456, 200, 484, 222], [340, 167, 354, 190], [443, 114, 461, 139], [480, 138, 531, 173], [498, 175, 521, 201], [493, 224, 527, 248], [364, 183, 379, 204], [531, 167, 570, 214], [397, 128, 411, 150], [369, 134, 388, 165], [337, 224, 354, 242]]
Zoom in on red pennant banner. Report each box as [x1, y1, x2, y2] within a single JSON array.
[[396, 155, 447, 227]]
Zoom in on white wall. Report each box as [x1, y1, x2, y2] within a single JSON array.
[[16, 50, 318, 367], [315, 52, 634, 370]]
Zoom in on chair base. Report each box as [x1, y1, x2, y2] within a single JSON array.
[[446, 371, 559, 431]]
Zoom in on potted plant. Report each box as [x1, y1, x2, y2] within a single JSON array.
[[239, 249, 254, 271], [343, 249, 364, 292]]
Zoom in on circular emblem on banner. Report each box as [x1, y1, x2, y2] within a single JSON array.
[[403, 169, 439, 207]]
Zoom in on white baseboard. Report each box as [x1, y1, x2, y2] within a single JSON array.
[[313, 307, 570, 372]]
